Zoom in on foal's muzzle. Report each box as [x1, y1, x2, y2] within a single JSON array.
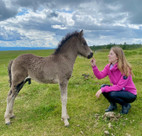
[[87, 52, 93, 59]]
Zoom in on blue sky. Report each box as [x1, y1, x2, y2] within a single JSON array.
[[0, 0, 142, 48]]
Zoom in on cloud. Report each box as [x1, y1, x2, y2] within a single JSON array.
[[0, 27, 23, 41], [0, 0, 18, 21], [0, 0, 142, 48]]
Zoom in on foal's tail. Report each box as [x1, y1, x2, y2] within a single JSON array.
[[8, 60, 13, 87]]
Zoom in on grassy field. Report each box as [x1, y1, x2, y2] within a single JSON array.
[[0, 48, 142, 136]]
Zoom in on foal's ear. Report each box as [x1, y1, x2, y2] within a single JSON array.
[[79, 30, 83, 37]]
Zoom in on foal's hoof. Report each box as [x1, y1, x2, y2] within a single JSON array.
[[5, 118, 11, 125], [65, 124, 69, 127], [6, 122, 11, 125], [61, 117, 70, 127], [64, 120, 69, 127]]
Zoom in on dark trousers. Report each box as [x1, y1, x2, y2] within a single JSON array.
[[101, 85, 137, 106]]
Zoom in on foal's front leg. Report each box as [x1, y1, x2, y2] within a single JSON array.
[[59, 81, 69, 126]]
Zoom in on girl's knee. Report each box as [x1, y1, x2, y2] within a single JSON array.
[[109, 92, 117, 98]]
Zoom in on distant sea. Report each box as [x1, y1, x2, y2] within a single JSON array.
[[0, 47, 55, 51]]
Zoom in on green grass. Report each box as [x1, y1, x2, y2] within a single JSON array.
[[0, 48, 142, 136]]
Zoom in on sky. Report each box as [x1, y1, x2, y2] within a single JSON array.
[[0, 0, 142, 48]]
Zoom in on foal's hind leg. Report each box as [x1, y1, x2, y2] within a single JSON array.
[[4, 77, 29, 125], [4, 87, 18, 125]]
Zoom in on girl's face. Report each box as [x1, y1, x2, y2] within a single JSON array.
[[108, 49, 118, 64]]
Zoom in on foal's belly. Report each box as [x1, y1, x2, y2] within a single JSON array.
[[32, 77, 59, 84], [41, 78, 59, 84], [29, 72, 59, 84]]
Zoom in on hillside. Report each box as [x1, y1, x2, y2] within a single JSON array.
[[0, 48, 142, 136]]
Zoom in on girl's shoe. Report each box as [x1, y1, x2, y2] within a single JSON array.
[[121, 104, 131, 114], [105, 103, 117, 112]]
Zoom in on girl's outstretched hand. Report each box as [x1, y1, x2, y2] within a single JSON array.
[[96, 89, 102, 98], [90, 57, 96, 67]]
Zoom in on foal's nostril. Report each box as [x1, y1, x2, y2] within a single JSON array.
[[87, 52, 93, 59]]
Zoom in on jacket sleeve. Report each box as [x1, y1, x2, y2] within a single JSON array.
[[101, 75, 130, 93], [92, 64, 109, 79]]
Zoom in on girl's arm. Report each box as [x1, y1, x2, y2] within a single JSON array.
[[91, 58, 109, 79], [92, 64, 109, 79]]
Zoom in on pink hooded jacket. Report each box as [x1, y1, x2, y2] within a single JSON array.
[[92, 63, 137, 95]]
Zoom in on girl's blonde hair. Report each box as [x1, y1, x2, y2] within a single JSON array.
[[111, 46, 133, 77]]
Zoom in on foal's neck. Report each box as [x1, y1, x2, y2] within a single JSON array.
[[59, 44, 78, 64], [62, 47, 78, 64]]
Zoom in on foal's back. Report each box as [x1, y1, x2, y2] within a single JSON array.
[[12, 54, 58, 84]]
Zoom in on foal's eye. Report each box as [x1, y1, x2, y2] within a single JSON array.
[[83, 41, 87, 46]]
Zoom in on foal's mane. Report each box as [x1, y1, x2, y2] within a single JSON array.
[[53, 31, 81, 54]]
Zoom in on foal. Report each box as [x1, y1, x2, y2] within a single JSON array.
[[4, 30, 93, 126]]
